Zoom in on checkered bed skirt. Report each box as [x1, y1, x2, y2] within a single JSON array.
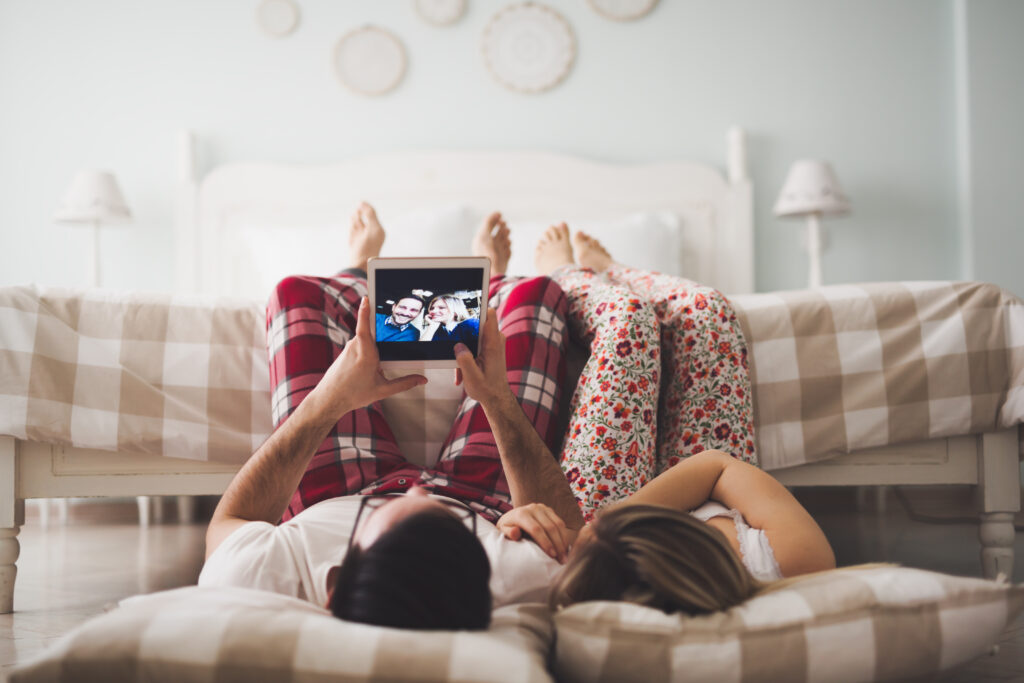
[[2, 281, 1022, 469], [732, 281, 1024, 469]]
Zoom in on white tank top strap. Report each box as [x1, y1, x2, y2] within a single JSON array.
[[689, 501, 783, 582]]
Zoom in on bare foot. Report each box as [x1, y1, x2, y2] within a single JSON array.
[[472, 211, 511, 276], [573, 231, 614, 272], [534, 223, 575, 275], [348, 202, 386, 271]]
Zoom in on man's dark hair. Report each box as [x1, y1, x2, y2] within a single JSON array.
[[330, 511, 492, 630], [393, 294, 426, 311]]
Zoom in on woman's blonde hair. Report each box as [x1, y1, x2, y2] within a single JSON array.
[[428, 294, 471, 324], [550, 504, 762, 614]]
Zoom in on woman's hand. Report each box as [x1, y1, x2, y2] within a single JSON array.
[[496, 503, 576, 563]]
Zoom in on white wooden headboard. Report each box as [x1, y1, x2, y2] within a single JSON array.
[[174, 129, 753, 298]]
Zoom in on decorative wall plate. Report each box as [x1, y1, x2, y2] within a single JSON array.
[[587, 0, 659, 22], [333, 26, 407, 96], [256, 0, 300, 37], [414, 0, 466, 26], [481, 3, 575, 94]]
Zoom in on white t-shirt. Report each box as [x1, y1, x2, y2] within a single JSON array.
[[198, 495, 564, 609], [690, 501, 784, 582]]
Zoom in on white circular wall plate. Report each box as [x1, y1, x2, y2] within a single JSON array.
[[414, 0, 466, 26], [587, 0, 659, 22], [256, 0, 300, 37], [481, 3, 575, 94], [333, 26, 407, 96]]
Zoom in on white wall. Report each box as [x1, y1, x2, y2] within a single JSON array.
[[0, 0, 1011, 294], [963, 0, 1024, 296]]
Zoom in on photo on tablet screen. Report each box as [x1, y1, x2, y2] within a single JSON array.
[[373, 266, 486, 362]]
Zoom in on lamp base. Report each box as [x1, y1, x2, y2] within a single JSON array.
[[86, 221, 101, 288], [805, 213, 823, 289]]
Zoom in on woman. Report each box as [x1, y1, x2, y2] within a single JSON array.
[[420, 293, 480, 344], [547, 449, 835, 612], [493, 225, 835, 615]]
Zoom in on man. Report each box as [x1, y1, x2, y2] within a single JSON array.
[[375, 294, 425, 341], [199, 204, 583, 631]]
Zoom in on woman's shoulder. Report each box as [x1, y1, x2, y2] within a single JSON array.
[[455, 318, 480, 340]]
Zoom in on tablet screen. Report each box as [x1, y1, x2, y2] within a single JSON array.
[[373, 266, 486, 362]]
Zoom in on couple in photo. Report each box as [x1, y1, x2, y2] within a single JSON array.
[[375, 291, 480, 344]]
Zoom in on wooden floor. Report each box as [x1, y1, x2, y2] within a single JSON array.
[[1, 486, 1022, 681]]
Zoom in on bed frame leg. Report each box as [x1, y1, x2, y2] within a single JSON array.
[[176, 496, 196, 524], [1, 436, 24, 614], [978, 429, 1020, 580]]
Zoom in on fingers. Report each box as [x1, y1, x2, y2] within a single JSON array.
[[516, 515, 557, 560], [517, 505, 569, 563], [537, 505, 571, 562], [480, 311, 504, 354], [453, 367, 463, 386], [484, 309, 500, 335], [541, 505, 572, 559], [380, 373, 427, 398], [453, 342, 481, 382], [496, 506, 572, 562], [355, 297, 372, 341]]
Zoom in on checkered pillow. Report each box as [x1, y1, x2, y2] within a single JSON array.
[[10, 587, 555, 683], [552, 566, 1024, 683]]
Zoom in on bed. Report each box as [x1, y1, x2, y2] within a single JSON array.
[[1, 128, 1020, 616]]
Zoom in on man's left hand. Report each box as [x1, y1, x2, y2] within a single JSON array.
[[312, 297, 427, 419]]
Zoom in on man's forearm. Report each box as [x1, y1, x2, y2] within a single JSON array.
[[212, 389, 347, 525], [481, 392, 584, 530]]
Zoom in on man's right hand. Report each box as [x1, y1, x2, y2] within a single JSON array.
[[496, 503, 576, 563], [453, 311, 513, 409], [311, 297, 427, 420]]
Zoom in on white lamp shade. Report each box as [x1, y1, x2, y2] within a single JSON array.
[[773, 160, 850, 217], [54, 170, 132, 224]]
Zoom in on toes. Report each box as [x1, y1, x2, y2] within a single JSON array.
[[360, 202, 381, 227], [544, 224, 569, 242], [483, 211, 502, 233], [476, 212, 502, 241]]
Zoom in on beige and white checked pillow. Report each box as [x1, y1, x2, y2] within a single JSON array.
[[552, 565, 1024, 683], [10, 587, 555, 683]]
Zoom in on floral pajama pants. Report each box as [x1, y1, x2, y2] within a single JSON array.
[[266, 272, 568, 523], [552, 265, 756, 521]]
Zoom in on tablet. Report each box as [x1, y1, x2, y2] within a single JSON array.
[[368, 257, 491, 368]]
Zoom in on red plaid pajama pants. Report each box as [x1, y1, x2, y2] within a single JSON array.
[[266, 273, 568, 523]]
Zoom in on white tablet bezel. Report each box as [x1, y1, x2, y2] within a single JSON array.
[[368, 256, 491, 369]]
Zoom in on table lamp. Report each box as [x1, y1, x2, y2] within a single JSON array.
[[773, 160, 850, 288], [54, 170, 131, 287]]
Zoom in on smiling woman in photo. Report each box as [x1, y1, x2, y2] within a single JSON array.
[[420, 293, 480, 344]]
